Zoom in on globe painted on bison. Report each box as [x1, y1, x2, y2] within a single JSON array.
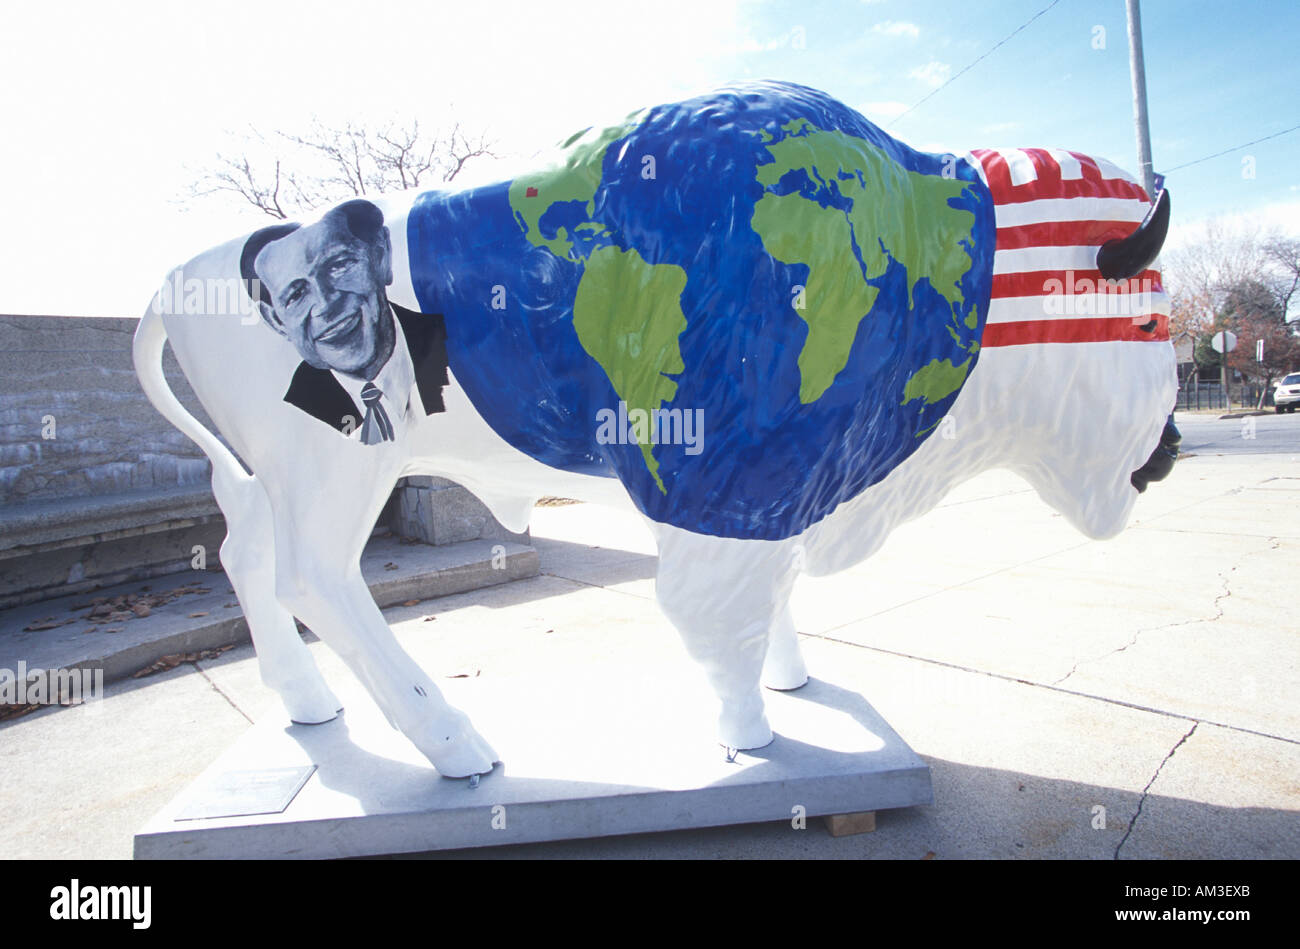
[[407, 81, 996, 542]]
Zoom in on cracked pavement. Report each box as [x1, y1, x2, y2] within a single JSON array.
[[1115, 722, 1198, 860], [1051, 534, 1277, 689]]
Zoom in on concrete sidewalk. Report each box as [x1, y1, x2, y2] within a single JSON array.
[[2, 448, 1297, 859]]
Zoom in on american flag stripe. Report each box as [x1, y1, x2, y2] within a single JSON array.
[[969, 147, 1169, 348], [1089, 154, 1142, 183], [994, 220, 1147, 249], [991, 268, 1161, 297], [983, 316, 1169, 347], [980, 160, 1148, 203], [1047, 148, 1084, 180], [991, 197, 1150, 228], [993, 245, 1116, 274], [1002, 148, 1038, 185], [988, 295, 1171, 324]]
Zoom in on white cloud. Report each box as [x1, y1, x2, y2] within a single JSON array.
[[861, 100, 909, 121], [1166, 199, 1300, 252], [0, 0, 751, 316], [909, 60, 952, 88], [738, 33, 791, 53], [872, 20, 919, 39]]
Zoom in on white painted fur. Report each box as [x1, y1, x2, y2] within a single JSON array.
[[135, 192, 1177, 774]]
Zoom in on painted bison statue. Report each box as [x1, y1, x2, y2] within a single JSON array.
[[135, 81, 1178, 777]]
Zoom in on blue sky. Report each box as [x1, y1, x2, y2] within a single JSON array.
[[734, 0, 1299, 225], [1, 0, 1295, 316]]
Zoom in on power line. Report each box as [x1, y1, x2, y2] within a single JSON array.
[[1164, 124, 1300, 173], [889, 0, 1065, 127]]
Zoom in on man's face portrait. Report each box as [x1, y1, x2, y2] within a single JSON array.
[[252, 205, 396, 379]]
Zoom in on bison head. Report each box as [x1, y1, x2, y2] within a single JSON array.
[[969, 148, 1178, 539]]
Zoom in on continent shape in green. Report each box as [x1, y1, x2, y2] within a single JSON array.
[[750, 118, 980, 406], [508, 111, 643, 259], [573, 245, 689, 493], [901, 356, 975, 409]]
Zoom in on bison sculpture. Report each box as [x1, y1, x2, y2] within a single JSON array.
[[135, 81, 1179, 777]]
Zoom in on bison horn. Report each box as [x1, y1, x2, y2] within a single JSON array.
[[1096, 187, 1171, 281]]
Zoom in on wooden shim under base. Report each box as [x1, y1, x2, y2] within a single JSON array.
[[824, 811, 877, 837]]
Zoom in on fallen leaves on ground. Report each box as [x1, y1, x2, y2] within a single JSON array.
[[0, 703, 42, 722], [0, 685, 105, 720], [130, 644, 235, 679], [55, 583, 216, 633]]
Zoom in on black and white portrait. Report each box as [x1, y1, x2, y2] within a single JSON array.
[[240, 199, 449, 443]]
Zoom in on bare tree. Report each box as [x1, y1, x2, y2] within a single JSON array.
[[1164, 220, 1300, 406], [1220, 277, 1300, 404], [1262, 236, 1300, 324], [190, 119, 497, 220], [1165, 219, 1268, 338]]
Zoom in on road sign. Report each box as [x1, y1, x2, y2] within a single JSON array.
[[1212, 330, 1238, 354], [1257, 339, 1265, 362]]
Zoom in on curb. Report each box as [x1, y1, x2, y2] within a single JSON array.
[[0, 537, 538, 691]]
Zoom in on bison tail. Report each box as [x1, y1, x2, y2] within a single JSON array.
[[132, 299, 249, 487]]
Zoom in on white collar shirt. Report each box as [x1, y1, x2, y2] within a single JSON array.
[[332, 309, 425, 443]]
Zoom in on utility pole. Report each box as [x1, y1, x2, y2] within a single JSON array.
[[1125, 0, 1157, 197]]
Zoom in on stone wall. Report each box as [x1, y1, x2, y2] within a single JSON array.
[[0, 314, 525, 608], [0, 316, 213, 506]]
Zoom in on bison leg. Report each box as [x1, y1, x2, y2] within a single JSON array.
[[761, 603, 809, 691], [263, 471, 499, 778], [211, 466, 342, 725], [652, 525, 803, 750]]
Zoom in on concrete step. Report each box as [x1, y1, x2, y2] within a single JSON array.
[[0, 535, 538, 691]]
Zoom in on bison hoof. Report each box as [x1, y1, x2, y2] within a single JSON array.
[[283, 679, 344, 725], [761, 657, 809, 692], [761, 628, 809, 691], [718, 701, 774, 751], [417, 712, 501, 779]]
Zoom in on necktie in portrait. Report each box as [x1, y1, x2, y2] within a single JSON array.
[[359, 381, 395, 445]]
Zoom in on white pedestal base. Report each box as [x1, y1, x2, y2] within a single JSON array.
[[135, 657, 932, 858]]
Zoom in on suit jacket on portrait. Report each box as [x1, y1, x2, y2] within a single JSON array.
[[283, 304, 449, 434]]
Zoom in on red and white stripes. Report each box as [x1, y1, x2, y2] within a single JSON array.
[[969, 147, 1170, 348]]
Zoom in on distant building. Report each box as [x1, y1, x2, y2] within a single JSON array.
[[1172, 330, 1197, 390]]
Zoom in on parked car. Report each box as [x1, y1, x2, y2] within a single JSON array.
[[1274, 372, 1300, 413]]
